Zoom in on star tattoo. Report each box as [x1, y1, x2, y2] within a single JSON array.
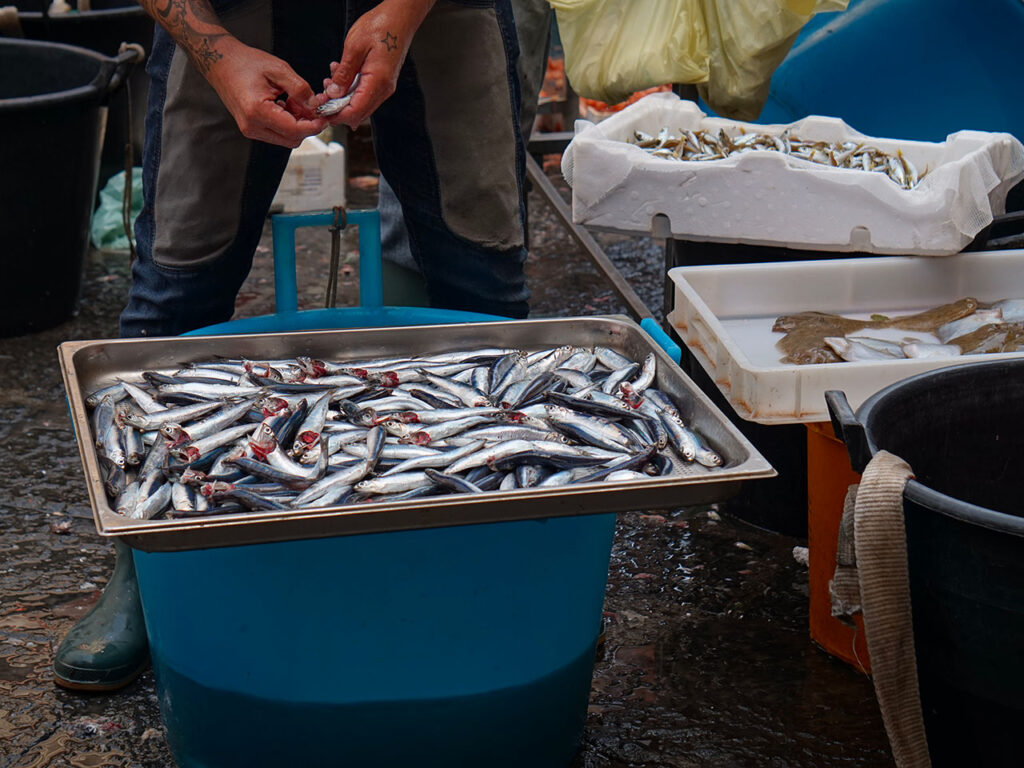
[[381, 31, 398, 51]]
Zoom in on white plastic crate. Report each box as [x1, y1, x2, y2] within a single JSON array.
[[667, 250, 1024, 424], [563, 92, 1024, 256], [270, 136, 346, 214]]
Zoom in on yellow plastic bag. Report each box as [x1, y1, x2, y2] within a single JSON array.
[[698, 0, 848, 120], [548, 0, 846, 118], [548, 0, 708, 108]]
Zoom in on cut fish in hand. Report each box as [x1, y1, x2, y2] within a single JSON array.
[[316, 74, 361, 117]]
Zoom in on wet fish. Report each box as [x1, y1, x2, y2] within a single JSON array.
[[825, 337, 902, 362], [936, 308, 1002, 343], [776, 298, 983, 365], [901, 341, 962, 359], [84, 345, 725, 520], [632, 127, 929, 189]]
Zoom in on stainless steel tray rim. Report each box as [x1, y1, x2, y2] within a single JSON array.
[[60, 315, 776, 550]]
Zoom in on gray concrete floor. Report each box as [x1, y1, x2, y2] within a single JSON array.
[[0, 165, 893, 767]]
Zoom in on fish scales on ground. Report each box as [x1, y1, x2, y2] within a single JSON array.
[[775, 297, 1024, 364], [629, 127, 927, 190], [84, 345, 726, 520]]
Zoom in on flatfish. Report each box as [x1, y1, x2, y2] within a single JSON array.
[[950, 321, 1024, 354], [775, 298, 980, 365]]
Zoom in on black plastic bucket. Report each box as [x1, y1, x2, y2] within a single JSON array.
[[0, 38, 138, 337], [5, 1, 152, 186], [826, 360, 1024, 767]]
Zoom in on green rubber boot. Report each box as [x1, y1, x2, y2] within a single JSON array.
[[52, 539, 149, 692], [381, 258, 431, 307]]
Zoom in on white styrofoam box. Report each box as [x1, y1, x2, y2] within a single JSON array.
[[270, 136, 346, 214], [667, 249, 1024, 424], [563, 92, 1024, 255]]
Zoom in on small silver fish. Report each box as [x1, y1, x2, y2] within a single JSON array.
[[316, 74, 361, 116]]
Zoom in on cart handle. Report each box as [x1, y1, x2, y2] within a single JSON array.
[[270, 208, 384, 315], [640, 318, 681, 364]]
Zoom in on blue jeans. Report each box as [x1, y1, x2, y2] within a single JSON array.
[[121, 0, 529, 338]]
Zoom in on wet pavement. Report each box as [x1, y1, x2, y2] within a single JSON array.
[[0, 164, 893, 767]]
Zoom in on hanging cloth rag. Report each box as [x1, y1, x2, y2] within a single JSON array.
[[830, 450, 932, 768]]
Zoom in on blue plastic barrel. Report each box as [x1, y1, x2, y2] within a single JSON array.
[[757, 0, 1024, 142], [130, 209, 617, 766]]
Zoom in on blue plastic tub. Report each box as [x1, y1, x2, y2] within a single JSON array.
[[133, 515, 616, 767], [131, 209, 617, 766]]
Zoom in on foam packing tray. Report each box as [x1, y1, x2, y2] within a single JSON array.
[[562, 92, 1024, 256], [667, 250, 1024, 424]]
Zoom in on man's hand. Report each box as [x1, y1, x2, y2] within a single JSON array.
[[320, 0, 436, 129], [208, 38, 327, 148], [140, 0, 325, 148]]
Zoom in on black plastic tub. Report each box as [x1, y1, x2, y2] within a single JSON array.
[[9, 1, 152, 186], [0, 38, 138, 337], [827, 360, 1024, 768]]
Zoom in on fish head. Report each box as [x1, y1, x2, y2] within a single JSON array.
[[171, 445, 201, 464], [401, 431, 431, 446], [298, 357, 329, 378], [255, 396, 288, 418], [179, 468, 208, 485], [371, 371, 401, 388], [248, 423, 278, 458], [381, 419, 413, 438], [618, 382, 643, 408], [160, 424, 188, 446]]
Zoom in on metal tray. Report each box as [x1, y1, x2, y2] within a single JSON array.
[[58, 316, 775, 552]]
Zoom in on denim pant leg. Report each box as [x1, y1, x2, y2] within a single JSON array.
[[378, 0, 549, 279], [120, 0, 343, 338], [358, 0, 531, 319]]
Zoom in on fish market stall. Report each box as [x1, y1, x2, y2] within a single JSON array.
[[58, 316, 773, 766]]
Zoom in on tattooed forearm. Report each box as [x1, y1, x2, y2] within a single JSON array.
[[140, 0, 229, 75]]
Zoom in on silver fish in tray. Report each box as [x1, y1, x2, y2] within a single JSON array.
[[82, 345, 726, 521]]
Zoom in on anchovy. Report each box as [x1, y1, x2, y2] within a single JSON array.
[[381, 440, 484, 477], [424, 468, 483, 494], [121, 400, 221, 430], [86, 382, 128, 409], [156, 381, 265, 399], [631, 353, 657, 394], [131, 480, 172, 520], [418, 372, 490, 408], [170, 422, 259, 464], [98, 454, 127, 498], [399, 415, 498, 445], [354, 472, 431, 495], [660, 412, 698, 462], [544, 405, 641, 453], [601, 363, 640, 395], [121, 381, 164, 413], [162, 398, 258, 444], [84, 344, 725, 519]]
